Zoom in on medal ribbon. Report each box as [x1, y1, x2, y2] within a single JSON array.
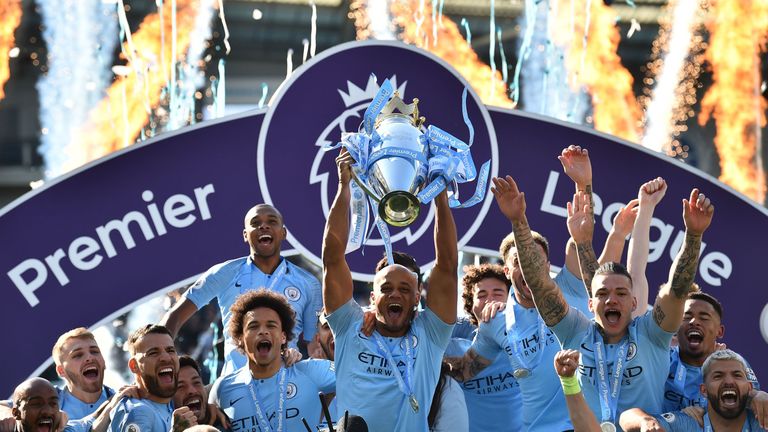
[[371, 332, 417, 409], [593, 331, 631, 425], [671, 348, 707, 408], [247, 368, 287, 432]]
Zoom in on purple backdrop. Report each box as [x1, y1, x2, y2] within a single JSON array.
[[1, 41, 766, 396]]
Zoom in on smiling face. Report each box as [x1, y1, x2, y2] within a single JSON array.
[[678, 299, 724, 364], [13, 379, 62, 432], [589, 273, 636, 343], [371, 265, 419, 337], [471, 277, 509, 321], [130, 333, 179, 401], [243, 205, 286, 259], [702, 359, 752, 420], [242, 307, 287, 369], [174, 366, 207, 423], [56, 336, 105, 396]]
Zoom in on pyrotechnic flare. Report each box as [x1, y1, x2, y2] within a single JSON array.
[[350, 0, 513, 107], [520, 0, 588, 121], [36, 0, 118, 178], [699, 0, 768, 203], [551, 0, 642, 142], [65, 0, 203, 175], [641, 0, 705, 155], [0, 0, 22, 101]]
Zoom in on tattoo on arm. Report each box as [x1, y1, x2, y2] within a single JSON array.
[[447, 350, 490, 382], [576, 241, 600, 292], [653, 302, 666, 326], [513, 218, 569, 326], [669, 233, 702, 298], [512, 219, 549, 291], [584, 184, 594, 216], [535, 292, 569, 326]]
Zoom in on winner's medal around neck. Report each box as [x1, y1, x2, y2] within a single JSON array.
[[600, 422, 617, 432], [409, 394, 419, 413], [513, 368, 531, 379]]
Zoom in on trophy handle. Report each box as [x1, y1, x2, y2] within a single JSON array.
[[351, 170, 381, 203]]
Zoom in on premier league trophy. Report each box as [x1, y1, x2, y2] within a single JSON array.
[[351, 91, 427, 227], [324, 77, 490, 262]]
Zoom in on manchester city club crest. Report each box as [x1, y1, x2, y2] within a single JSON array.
[[626, 342, 637, 361], [257, 41, 498, 281], [284, 286, 301, 301], [286, 382, 297, 399]]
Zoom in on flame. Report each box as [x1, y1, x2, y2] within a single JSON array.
[[640, 0, 707, 156], [352, 0, 513, 107], [551, 0, 642, 142], [62, 0, 201, 173], [0, 0, 22, 101], [699, 0, 768, 203]]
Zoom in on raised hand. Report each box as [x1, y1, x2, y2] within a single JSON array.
[[683, 189, 714, 236], [491, 176, 526, 223], [567, 191, 593, 244], [336, 148, 356, 186], [282, 347, 303, 367], [360, 307, 376, 337], [553, 349, 580, 378], [639, 177, 667, 208], [480, 300, 506, 323], [171, 406, 198, 432], [558, 145, 592, 188], [612, 199, 639, 238]]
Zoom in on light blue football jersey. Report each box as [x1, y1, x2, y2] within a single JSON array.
[[326, 299, 453, 432], [209, 359, 336, 431], [553, 308, 674, 431], [184, 256, 322, 374], [58, 386, 114, 420], [446, 338, 522, 432], [109, 398, 173, 432]]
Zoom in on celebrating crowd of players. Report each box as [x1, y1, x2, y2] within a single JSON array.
[[3, 145, 767, 432]]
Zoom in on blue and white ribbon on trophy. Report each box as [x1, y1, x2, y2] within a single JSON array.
[[324, 77, 491, 264]]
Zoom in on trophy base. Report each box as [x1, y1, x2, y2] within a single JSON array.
[[379, 191, 420, 227]]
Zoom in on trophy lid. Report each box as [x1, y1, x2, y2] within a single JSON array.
[[375, 91, 426, 128]]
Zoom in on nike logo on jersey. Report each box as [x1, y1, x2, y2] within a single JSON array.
[[235, 282, 242, 287], [229, 396, 245, 406]]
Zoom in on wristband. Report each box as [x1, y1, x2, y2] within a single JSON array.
[[560, 375, 581, 395]]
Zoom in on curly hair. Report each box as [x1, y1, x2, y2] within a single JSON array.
[[461, 264, 509, 326], [498, 231, 550, 263], [228, 289, 296, 353]]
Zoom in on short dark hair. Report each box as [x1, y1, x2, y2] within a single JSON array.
[[461, 264, 509, 326], [126, 325, 173, 355], [688, 291, 723, 320], [229, 289, 296, 352], [179, 355, 201, 375], [376, 251, 421, 284], [592, 262, 633, 294], [498, 231, 550, 263]]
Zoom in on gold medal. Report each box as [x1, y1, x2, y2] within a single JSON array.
[[600, 421, 617, 432]]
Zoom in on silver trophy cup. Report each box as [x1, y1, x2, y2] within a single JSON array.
[[352, 93, 427, 227]]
